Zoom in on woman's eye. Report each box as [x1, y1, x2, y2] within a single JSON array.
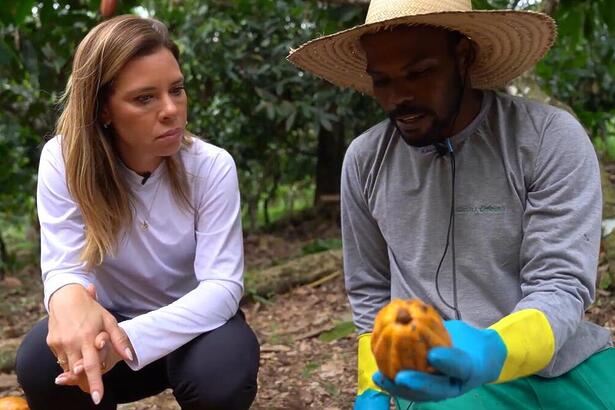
[[171, 86, 185, 95], [136, 95, 153, 104]]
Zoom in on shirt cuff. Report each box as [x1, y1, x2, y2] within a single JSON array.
[[117, 319, 143, 371], [488, 308, 556, 382], [357, 333, 386, 395], [43, 275, 92, 312]]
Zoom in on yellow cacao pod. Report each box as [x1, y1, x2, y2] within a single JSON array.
[[371, 299, 451, 380]]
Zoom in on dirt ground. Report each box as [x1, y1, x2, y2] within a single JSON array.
[[1, 211, 614, 409]]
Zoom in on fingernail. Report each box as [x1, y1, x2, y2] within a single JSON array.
[[91, 390, 101, 405], [54, 376, 67, 385], [74, 365, 83, 374], [125, 348, 133, 361]]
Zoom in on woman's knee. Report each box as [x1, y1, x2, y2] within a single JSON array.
[[15, 319, 55, 395], [172, 363, 258, 410], [169, 313, 260, 409], [15, 319, 103, 410]]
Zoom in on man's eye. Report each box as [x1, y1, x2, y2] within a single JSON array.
[[372, 78, 390, 87], [408, 68, 431, 78]]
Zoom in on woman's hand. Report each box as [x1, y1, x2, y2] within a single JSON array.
[[46, 284, 133, 404], [55, 330, 126, 394]]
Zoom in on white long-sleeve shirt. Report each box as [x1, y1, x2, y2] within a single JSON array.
[[37, 136, 244, 370]]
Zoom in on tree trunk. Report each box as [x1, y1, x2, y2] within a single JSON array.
[[263, 173, 280, 226], [314, 121, 345, 206]]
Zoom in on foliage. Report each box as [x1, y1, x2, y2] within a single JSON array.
[[0, 0, 381, 233], [471, 1, 615, 159], [0, 0, 139, 218], [318, 320, 355, 342], [1, 0, 614, 237], [535, 0, 615, 154], [148, 0, 381, 228], [302, 238, 342, 256]]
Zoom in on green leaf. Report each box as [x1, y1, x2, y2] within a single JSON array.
[[599, 270, 612, 290], [0, 0, 36, 26], [600, 0, 615, 36], [0, 39, 18, 68], [556, 5, 586, 46], [285, 110, 297, 132], [606, 136, 615, 162], [471, 0, 495, 11], [319, 321, 355, 342], [302, 238, 342, 255], [593, 137, 606, 155]]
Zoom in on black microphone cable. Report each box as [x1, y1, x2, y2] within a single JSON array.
[[433, 49, 472, 321], [434, 148, 461, 320]]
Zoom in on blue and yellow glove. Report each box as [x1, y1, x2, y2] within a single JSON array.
[[354, 333, 390, 409], [373, 309, 555, 402]]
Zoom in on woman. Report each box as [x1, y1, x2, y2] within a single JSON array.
[[16, 15, 259, 410]]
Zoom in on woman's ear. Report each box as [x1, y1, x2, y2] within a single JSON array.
[[100, 105, 111, 126]]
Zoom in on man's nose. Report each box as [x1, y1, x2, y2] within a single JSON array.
[[386, 80, 415, 112]]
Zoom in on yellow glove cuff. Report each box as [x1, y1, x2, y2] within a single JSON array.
[[357, 333, 384, 395], [488, 308, 556, 383]]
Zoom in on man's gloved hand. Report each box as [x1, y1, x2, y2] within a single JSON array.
[[354, 333, 390, 409], [373, 309, 555, 403], [354, 389, 390, 409], [373, 320, 507, 402]]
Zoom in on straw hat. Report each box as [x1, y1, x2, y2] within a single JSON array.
[[287, 0, 556, 95]]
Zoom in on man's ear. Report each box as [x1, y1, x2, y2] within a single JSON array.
[[456, 37, 476, 74]]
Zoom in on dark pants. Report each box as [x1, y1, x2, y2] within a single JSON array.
[[16, 311, 260, 410]]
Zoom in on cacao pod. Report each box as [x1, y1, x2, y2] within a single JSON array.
[[0, 397, 29, 410], [371, 299, 451, 380]]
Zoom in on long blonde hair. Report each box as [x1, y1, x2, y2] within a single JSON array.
[[56, 15, 192, 269]]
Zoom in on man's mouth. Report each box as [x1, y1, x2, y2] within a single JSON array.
[[396, 113, 426, 125]]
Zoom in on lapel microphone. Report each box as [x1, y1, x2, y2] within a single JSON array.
[[141, 172, 152, 185], [433, 138, 454, 156]]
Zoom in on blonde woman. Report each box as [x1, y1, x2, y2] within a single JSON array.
[[16, 15, 259, 410]]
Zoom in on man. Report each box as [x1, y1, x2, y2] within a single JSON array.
[[288, 1, 614, 409]]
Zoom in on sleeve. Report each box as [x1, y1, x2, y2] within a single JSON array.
[[37, 139, 94, 311], [341, 141, 391, 335], [118, 150, 244, 370], [491, 110, 602, 381]]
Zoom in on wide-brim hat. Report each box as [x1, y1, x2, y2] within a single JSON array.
[[287, 0, 557, 95]]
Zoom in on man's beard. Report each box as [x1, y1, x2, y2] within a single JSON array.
[[388, 69, 464, 148]]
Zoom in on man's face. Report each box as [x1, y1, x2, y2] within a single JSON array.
[[361, 26, 465, 147]]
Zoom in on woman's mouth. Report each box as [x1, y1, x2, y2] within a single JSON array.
[[157, 128, 183, 140]]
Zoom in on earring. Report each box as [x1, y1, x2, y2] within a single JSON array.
[[103, 122, 111, 129]]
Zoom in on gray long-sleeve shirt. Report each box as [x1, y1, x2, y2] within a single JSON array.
[[341, 90, 612, 378]]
